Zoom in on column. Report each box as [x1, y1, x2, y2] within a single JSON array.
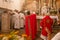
[[1, 11, 10, 33]]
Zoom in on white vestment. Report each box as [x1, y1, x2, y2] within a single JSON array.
[[19, 13, 25, 28], [13, 12, 20, 29], [51, 32, 60, 40]]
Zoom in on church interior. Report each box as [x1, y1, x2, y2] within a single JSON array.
[[0, 0, 60, 40]]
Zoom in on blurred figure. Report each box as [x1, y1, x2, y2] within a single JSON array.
[[12, 10, 20, 30], [10, 11, 15, 29], [25, 11, 37, 40], [40, 13, 53, 40], [41, 3, 48, 16], [51, 32, 60, 40], [19, 11, 25, 29]]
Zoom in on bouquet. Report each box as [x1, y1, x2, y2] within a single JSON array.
[[0, 30, 29, 40]]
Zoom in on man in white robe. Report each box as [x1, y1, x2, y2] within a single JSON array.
[[19, 12, 25, 29], [13, 10, 20, 29]]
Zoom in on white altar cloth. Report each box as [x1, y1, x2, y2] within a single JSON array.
[[36, 16, 59, 21]]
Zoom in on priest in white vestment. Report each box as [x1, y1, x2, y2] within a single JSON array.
[[13, 10, 20, 29], [19, 12, 25, 29]]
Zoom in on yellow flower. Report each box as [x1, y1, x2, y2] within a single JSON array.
[[0, 34, 4, 37], [22, 34, 27, 37], [8, 35, 12, 38], [14, 31, 19, 34], [10, 30, 15, 34]]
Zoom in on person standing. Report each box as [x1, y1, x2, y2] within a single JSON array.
[[40, 14, 53, 40], [19, 11, 25, 29], [25, 11, 37, 40], [13, 10, 20, 30], [30, 11, 37, 40]]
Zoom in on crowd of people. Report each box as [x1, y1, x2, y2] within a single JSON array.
[[2, 9, 37, 40], [0, 2, 60, 40], [1, 9, 59, 40]]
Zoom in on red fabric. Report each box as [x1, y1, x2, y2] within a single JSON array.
[[30, 14, 37, 40], [25, 14, 37, 40], [40, 16, 53, 36], [25, 15, 30, 36]]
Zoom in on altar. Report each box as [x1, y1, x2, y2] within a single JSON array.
[[36, 15, 58, 20]]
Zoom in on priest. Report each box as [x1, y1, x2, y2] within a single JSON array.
[[40, 13, 53, 40], [12, 10, 20, 30], [19, 11, 25, 29], [25, 11, 37, 40]]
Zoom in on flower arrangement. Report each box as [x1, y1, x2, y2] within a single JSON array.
[[0, 34, 4, 40], [0, 30, 29, 40], [22, 34, 32, 40]]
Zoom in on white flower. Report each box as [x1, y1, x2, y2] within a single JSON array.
[[2, 36, 8, 40]]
